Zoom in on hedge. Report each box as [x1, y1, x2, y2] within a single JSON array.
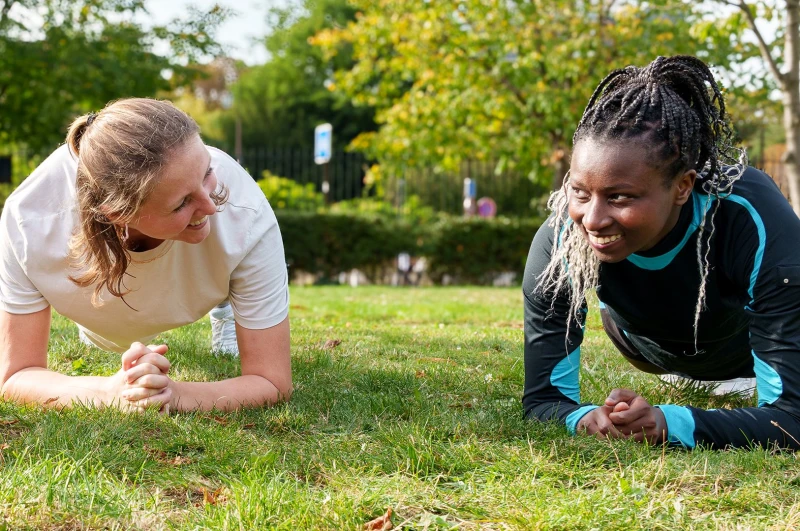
[[275, 210, 543, 285]]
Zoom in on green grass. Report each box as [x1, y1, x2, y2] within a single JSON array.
[[1, 286, 799, 530]]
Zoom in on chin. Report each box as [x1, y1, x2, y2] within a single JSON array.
[[592, 249, 628, 264]]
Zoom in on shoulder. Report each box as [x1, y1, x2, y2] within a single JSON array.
[[207, 146, 267, 212], [4, 145, 77, 223], [205, 146, 278, 246]]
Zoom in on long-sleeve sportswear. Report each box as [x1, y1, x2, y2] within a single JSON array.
[[522, 167, 800, 449]]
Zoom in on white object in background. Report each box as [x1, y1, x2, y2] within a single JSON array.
[[314, 123, 333, 165]]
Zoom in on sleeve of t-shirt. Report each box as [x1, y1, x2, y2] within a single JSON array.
[[522, 216, 595, 432], [227, 199, 290, 329], [0, 208, 49, 314]]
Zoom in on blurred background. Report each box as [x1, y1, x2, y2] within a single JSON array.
[[0, 0, 792, 286]]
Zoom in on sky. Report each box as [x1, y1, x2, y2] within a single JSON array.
[[146, 0, 284, 65]]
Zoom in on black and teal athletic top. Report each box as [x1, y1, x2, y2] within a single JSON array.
[[523, 166, 800, 449]]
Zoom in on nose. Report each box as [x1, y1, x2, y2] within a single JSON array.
[[198, 192, 217, 217], [580, 197, 611, 232]]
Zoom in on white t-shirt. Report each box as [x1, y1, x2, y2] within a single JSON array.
[[0, 145, 289, 353]]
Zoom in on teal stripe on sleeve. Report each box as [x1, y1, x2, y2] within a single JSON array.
[[753, 351, 783, 406], [656, 405, 696, 448], [566, 405, 599, 435], [550, 347, 581, 403]]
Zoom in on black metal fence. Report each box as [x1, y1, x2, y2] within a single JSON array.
[[238, 147, 549, 217], [3, 145, 792, 215]]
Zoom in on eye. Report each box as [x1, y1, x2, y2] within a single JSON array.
[[173, 198, 189, 213], [609, 193, 633, 202], [571, 186, 589, 200]]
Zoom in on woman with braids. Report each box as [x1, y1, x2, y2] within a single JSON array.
[[0, 98, 291, 412], [523, 55, 800, 449]]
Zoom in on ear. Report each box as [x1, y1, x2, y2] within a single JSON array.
[[673, 169, 696, 206]]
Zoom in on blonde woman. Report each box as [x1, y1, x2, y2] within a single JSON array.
[[0, 98, 291, 412]]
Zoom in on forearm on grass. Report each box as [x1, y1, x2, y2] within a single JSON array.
[[1, 367, 114, 408], [170, 374, 292, 412]]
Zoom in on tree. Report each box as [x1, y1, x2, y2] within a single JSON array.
[[0, 0, 227, 151], [222, 0, 375, 151], [313, 0, 743, 189], [712, 0, 800, 213]]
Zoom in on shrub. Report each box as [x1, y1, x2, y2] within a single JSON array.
[[275, 209, 543, 285], [275, 210, 419, 282], [258, 171, 324, 212], [422, 216, 543, 284]]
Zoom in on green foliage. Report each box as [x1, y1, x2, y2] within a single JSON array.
[[422, 216, 543, 284], [0, 0, 228, 151], [276, 210, 418, 281], [258, 171, 325, 212], [313, 0, 744, 187], [275, 209, 542, 284], [223, 0, 375, 150], [329, 194, 437, 224]]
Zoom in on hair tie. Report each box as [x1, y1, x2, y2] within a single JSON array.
[[86, 112, 97, 126]]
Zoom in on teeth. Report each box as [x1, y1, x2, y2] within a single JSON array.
[[589, 234, 621, 245], [189, 215, 208, 227]]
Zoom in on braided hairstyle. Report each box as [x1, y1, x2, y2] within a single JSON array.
[[536, 55, 747, 343]]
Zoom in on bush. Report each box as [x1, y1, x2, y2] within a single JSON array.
[[422, 216, 543, 283], [275, 210, 419, 282], [275, 209, 543, 285], [258, 171, 324, 212]]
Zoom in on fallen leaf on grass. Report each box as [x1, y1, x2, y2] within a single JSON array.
[[415, 370, 426, 378], [323, 339, 342, 349], [43, 397, 59, 405], [448, 402, 474, 409], [0, 444, 9, 451], [363, 507, 393, 530], [170, 455, 192, 466], [212, 416, 229, 425], [0, 419, 18, 426], [198, 487, 226, 506]]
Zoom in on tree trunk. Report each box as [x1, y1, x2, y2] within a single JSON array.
[[784, 0, 800, 214]]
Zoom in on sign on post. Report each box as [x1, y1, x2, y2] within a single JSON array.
[[314, 123, 333, 165]]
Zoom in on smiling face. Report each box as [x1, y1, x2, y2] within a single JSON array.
[[126, 135, 219, 249], [568, 138, 695, 263]]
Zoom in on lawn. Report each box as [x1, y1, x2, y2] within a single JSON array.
[[1, 286, 798, 530]]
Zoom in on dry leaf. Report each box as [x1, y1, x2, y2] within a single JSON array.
[[415, 370, 426, 378], [323, 339, 342, 349], [0, 419, 18, 426], [201, 487, 225, 506], [0, 444, 9, 451], [213, 416, 229, 425], [363, 507, 393, 530], [242, 423, 255, 429], [43, 397, 59, 405], [448, 402, 474, 409], [170, 455, 192, 466]]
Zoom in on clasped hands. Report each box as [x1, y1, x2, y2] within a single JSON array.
[[577, 389, 667, 444], [106, 342, 173, 413]]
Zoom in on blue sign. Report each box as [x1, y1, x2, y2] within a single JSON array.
[[314, 123, 333, 165]]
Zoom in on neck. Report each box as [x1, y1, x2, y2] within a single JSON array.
[[125, 229, 163, 252]]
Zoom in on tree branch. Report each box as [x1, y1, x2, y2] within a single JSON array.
[[0, 0, 16, 28], [735, 0, 786, 88]]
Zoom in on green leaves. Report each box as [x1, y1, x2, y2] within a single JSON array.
[[314, 0, 743, 187], [0, 0, 228, 151]]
